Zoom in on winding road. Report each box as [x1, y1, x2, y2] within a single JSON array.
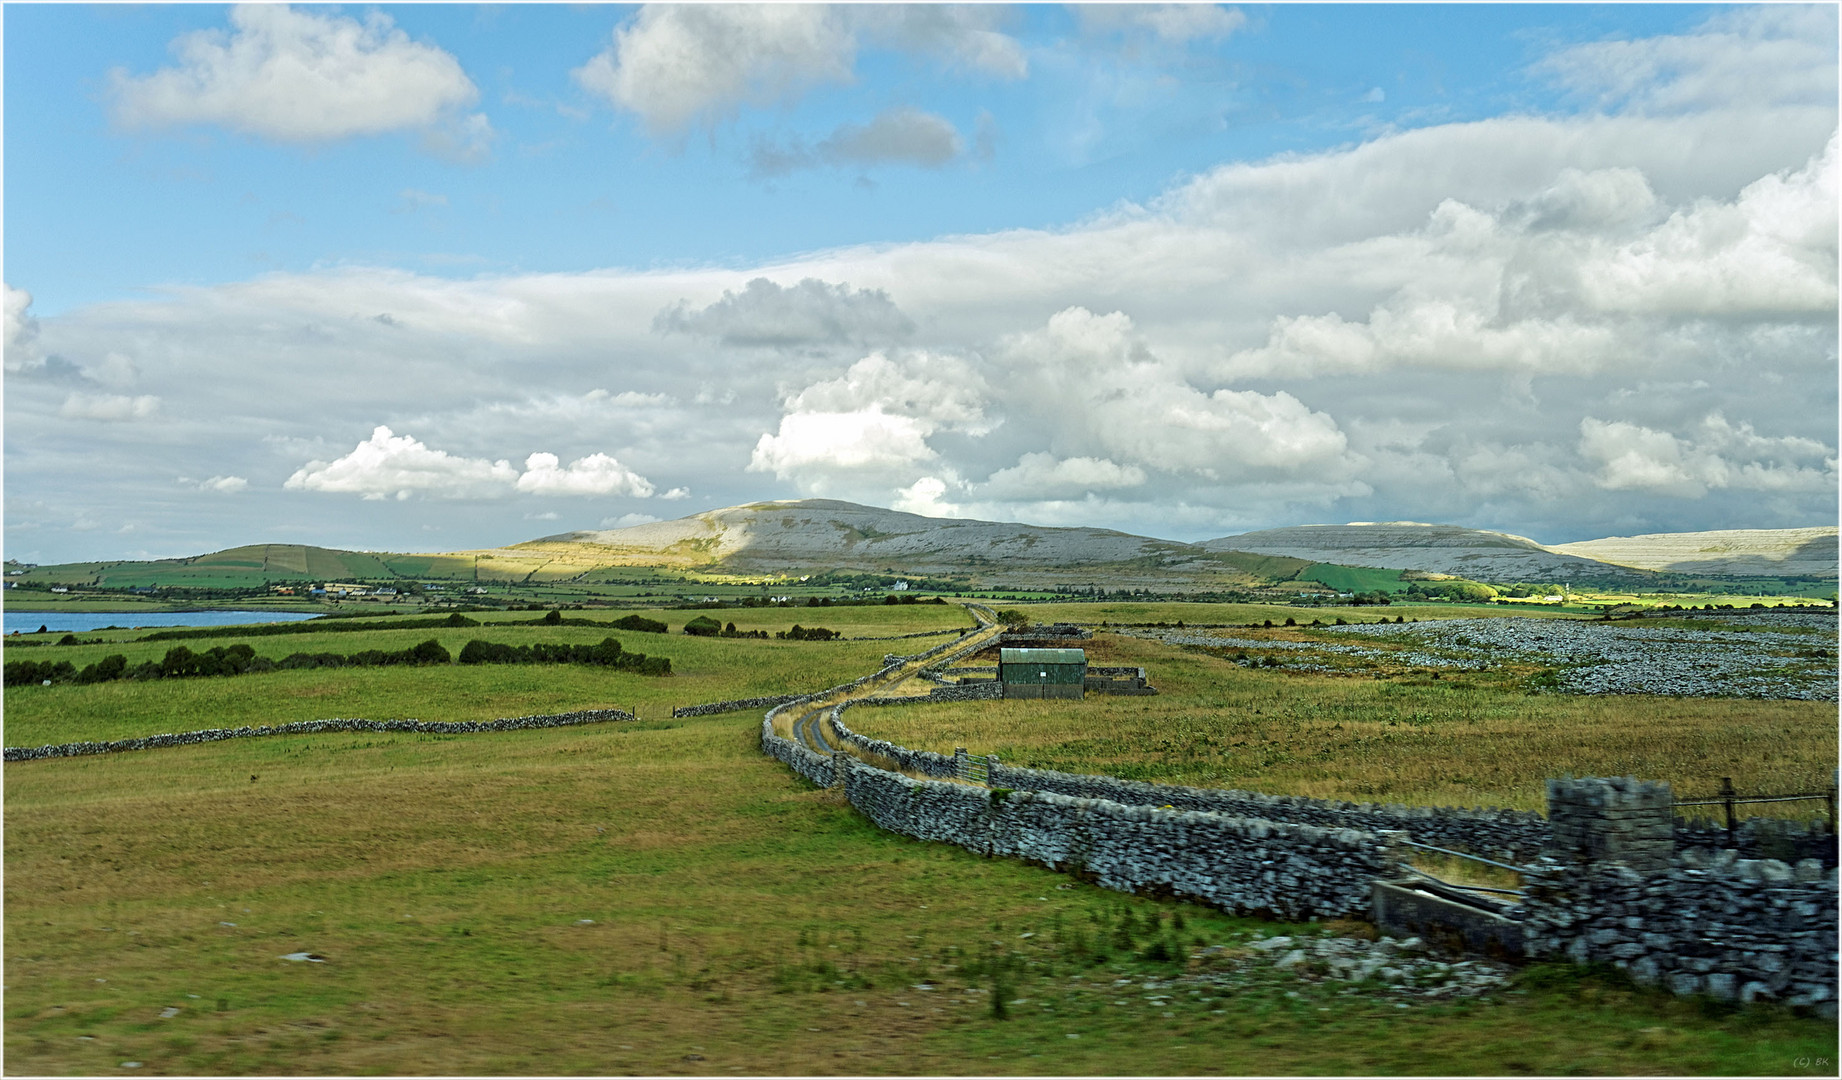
[[783, 603, 1004, 758]]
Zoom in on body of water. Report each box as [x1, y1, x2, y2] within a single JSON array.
[[4, 610, 324, 635]]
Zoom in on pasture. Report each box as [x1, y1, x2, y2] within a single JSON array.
[[4, 601, 1836, 1074]]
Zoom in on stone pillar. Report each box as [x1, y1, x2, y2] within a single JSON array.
[[1544, 776, 1674, 872], [954, 746, 970, 782]]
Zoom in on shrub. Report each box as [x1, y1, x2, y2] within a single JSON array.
[[610, 614, 668, 634], [683, 615, 723, 637]]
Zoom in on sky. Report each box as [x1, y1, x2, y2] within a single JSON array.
[[4, 3, 1837, 564]]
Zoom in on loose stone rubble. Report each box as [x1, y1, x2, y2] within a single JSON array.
[[1222, 933, 1515, 999]]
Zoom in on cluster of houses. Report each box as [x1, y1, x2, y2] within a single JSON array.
[[269, 583, 399, 599]]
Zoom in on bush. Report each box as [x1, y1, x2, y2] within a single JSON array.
[[609, 614, 668, 634], [4, 659, 78, 687], [457, 637, 669, 676], [777, 625, 840, 641], [682, 615, 723, 637]]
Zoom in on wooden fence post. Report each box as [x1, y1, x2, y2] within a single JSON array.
[[1719, 776, 1736, 841]]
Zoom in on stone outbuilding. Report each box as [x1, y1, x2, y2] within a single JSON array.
[[999, 647, 1086, 699]]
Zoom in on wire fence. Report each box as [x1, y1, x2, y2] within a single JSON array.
[[1675, 777, 1838, 836]]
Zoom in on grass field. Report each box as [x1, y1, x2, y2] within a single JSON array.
[[7, 714, 1836, 1075], [852, 628, 1838, 819], [5, 601, 1837, 1074]]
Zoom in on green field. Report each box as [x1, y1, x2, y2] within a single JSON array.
[[5, 602, 1836, 1074], [1297, 563, 1408, 594]]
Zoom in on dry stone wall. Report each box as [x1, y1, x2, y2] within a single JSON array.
[[4, 708, 637, 761], [672, 695, 806, 718], [840, 755, 1394, 919], [1520, 852, 1838, 1013], [824, 710, 1547, 861]]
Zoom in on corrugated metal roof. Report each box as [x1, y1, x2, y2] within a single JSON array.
[[999, 648, 1086, 664]]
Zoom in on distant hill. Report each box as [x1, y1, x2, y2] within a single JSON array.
[[21, 503, 1827, 594], [1200, 522, 1646, 583], [515, 499, 1306, 586], [1551, 528, 1838, 578]]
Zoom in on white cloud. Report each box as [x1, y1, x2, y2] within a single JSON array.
[[751, 409, 940, 478], [515, 451, 656, 497], [601, 512, 661, 528], [751, 351, 989, 483], [18, 10, 1836, 554], [285, 426, 518, 500], [1003, 307, 1358, 478], [575, 5, 857, 135], [188, 475, 249, 494], [108, 5, 485, 145], [661, 488, 690, 500], [655, 278, 913, 346], [1575, 134, 1837, 316], [285, 428, 660, 501], [1535, 5, 1837, 114], [60, 393, 161, 421], [855, 6, 1028, 79], [753, 107, 966, 176], [4, 284, 41, 372], [1077, 4, 1246, 44], [979, 453, 1147, 499], [1580, 414, 1837, 498], [575, 5, 1023, 135]]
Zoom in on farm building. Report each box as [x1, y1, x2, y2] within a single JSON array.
[[999, 647, 1087, 700]]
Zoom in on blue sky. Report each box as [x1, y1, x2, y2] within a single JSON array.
[[4, 4, 1837, 562], [7, 3, 1716, 312]]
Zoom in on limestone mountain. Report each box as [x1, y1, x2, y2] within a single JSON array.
[[1200, 522, 1645, 583], [514, 499, 1305, 586], [1549, 528, 1838, 578]]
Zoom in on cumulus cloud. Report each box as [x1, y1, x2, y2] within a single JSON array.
[[286, 426, 519, 500], [575, 5, 1023, 135], [515, 452, 655, 497], [1574, 134, 1837, 316], [1224, 136, 1837, 380], [749, 351, 989, 482], [108, 5, 487, 147], [1003, 307, 1358, 479], [286, 428, 661, 501], [574, 5, 857, 135], [979, 452, 1147, 499], [60, 393, 161, 421], [655, 278, 914, 346], [752, 107, 965, 176], [1580, 414, 1837, 498]]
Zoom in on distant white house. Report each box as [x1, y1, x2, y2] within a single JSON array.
[[892, 580, 909, 591]]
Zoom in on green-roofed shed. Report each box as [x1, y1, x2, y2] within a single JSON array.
[[999, 647, 1087, 700]]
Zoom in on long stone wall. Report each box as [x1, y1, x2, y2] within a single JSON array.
[[3, 708, 637, 761], [824, 711, 1548, 861], [808, 702, 1837, 1013], [672, 695, 806, 718], [841, 755, 1395, 919]]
